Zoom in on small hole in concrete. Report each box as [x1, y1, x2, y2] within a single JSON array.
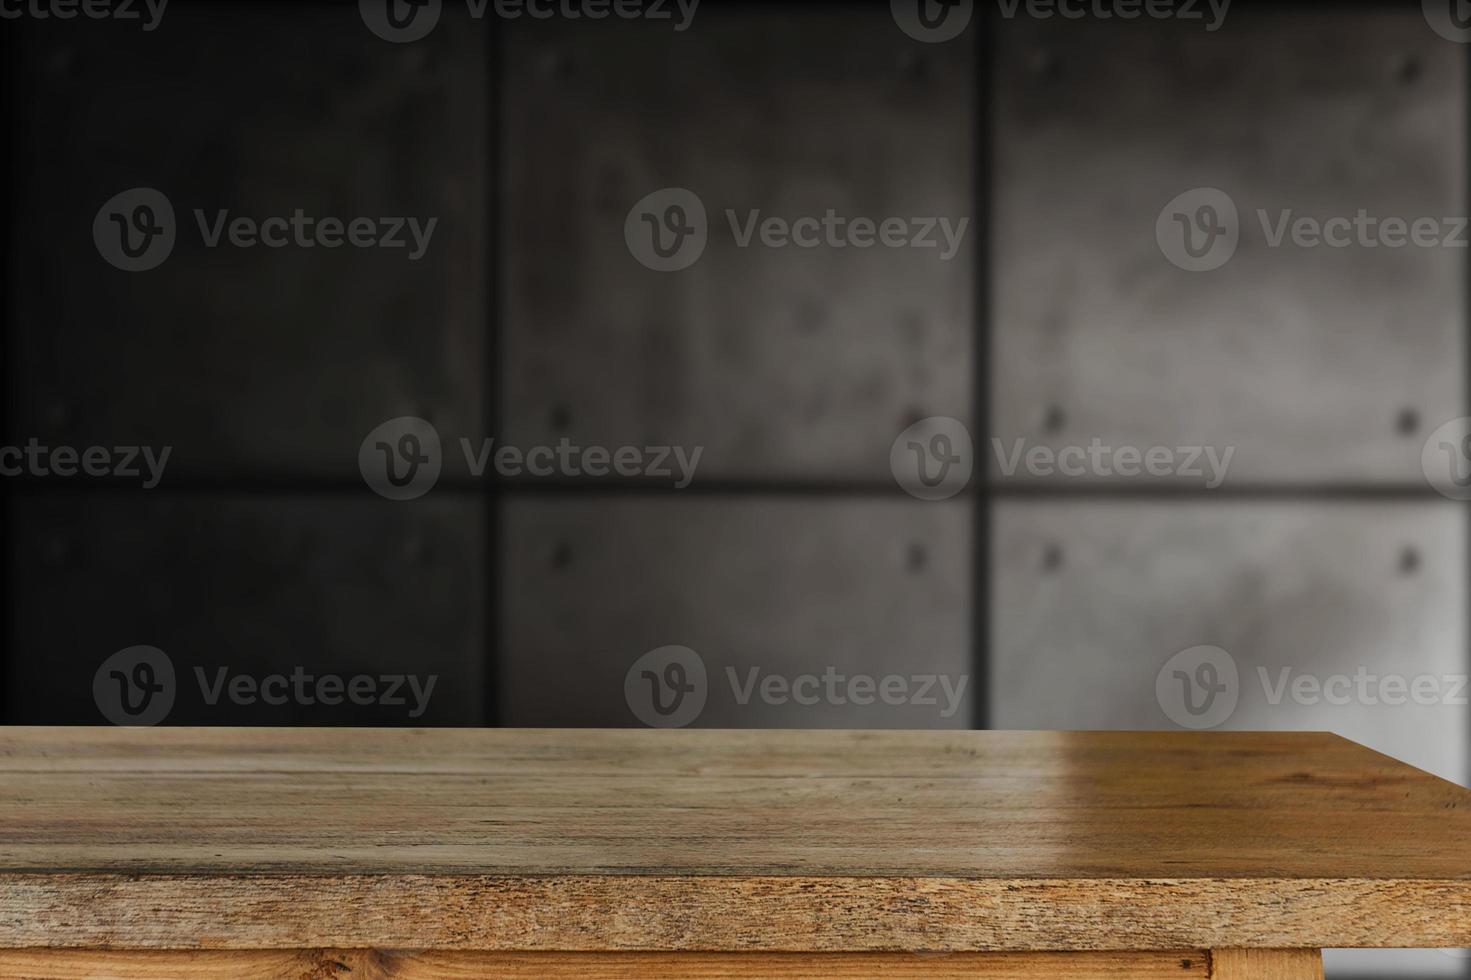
[[1042, 405, 1066, 435], [907, 542, 928, 573], [541, 49, 574, 80], [794, 299, 826, 334], [897, 49, 929, 82], [1027, 49, 1061, 82], [42, 537, 73, 568], [1400, 546, 1421, 576], [44, 400, 71, 429], [402, 534, 428, 565], [1397, 408, 1420, 437]]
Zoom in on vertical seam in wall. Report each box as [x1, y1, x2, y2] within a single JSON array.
[[972, 7, 994, 731], [0, 23, 17, 726], [1461, 28, 1471, 980], [484, 15, 504, 729]]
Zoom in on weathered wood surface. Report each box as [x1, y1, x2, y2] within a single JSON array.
[[0, 949, 1211, 979], [0, 728, 1467, 951]]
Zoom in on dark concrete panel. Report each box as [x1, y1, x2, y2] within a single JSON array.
[[992, 499, 1466, 787], [9, 3, 487, 479], [502, 496, 972, 727], [503, 6, 975, 480], [9, 493, 485, 725], [993, 10, 1463, 485]]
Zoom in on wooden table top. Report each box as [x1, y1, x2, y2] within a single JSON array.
[[1, 727, 1468, 952]]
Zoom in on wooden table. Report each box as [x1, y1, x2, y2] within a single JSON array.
[[0, 728, 1468, 979]]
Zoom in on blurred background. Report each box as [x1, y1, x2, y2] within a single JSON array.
[[1, 0, 1468, 975]]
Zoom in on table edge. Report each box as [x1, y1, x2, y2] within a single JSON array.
[[2, 872, 1467, 952]]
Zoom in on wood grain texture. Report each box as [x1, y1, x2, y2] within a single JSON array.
[[2, 873, 1465, 952], [0, 950, 1210, 979], [1211, 949, 1324, 980], [0, 728, 1468, 951]]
